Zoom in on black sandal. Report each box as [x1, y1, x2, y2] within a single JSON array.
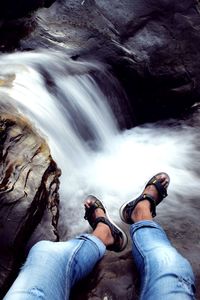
[[84, 195, 128, 252], [119, 172, 170, 224]]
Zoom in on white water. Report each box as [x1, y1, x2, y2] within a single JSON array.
[[0, 51, 200, 238]]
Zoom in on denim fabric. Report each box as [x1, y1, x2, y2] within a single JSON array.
[[130, 220, 196, 300], [4, 221, 196, 300], [3, 234, 106, 300]]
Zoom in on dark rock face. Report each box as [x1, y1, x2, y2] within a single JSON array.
[[0, 0, 56, 51], [0, 0, 56, 19], [71, 250, 139, 300], [14, 0, 200, 125], [1, 0, 200, 124], [0, 112, 60, 297], [69, 0, 200, 124], [107, 0, 200, 124]]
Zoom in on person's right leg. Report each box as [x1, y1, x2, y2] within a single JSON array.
[[121, 173, 196, 300], [131, 221, 195, 300]]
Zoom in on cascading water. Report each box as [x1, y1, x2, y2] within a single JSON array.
[[0, 50, 200, 239]]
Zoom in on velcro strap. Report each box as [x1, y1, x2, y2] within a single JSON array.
[[146, 177, 168, 198], [142, 194, 157, 217], [84, 199, 106, 225]]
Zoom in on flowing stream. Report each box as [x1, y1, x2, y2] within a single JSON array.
[[0, 50, 200, 238]]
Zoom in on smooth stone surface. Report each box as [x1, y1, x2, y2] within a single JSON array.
[[1, 1, 200, 124], [21, 0, 200, 124], [0, 110, 60, 297]]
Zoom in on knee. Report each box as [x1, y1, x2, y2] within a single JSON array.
[[28, 240, 56, 259], [31, 240, 54, 251], [148, 247, 196, 296], [22, 240, 64, 272], [151, 246, 194, 279]]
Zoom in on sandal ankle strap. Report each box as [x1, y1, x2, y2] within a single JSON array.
[[93, 217, 124, 252]]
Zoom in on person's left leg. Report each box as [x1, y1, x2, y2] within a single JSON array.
[[3, 235, 105, 300]]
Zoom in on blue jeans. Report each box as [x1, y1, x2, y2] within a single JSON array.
[[4, 222, 195, 300], [131, 221, 195, 300]]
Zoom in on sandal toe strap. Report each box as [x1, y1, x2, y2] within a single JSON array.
[[125, 193, 157, 223], [146, 176, 168, 198], [84, 199, 106, 228]]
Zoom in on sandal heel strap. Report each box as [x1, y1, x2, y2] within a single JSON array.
[[84, 198, 106, 227], [142, 194, 157, 217], [124, 194, 157, 223], [93, 217, 124, 252], [131, 193, 157, 217], [93, 217, 121, 236]]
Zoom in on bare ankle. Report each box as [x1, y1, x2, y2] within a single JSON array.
[[92, 223, 114, 246], [131, 200, 153, 223]]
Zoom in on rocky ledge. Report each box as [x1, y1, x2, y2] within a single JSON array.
[[0, 109, 60, 297]]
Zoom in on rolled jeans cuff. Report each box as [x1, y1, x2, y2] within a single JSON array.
[[130, 220, 166, 237], [77, 233, 106, 257]]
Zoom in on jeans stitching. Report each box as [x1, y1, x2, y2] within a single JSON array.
[[78, 234, 104, 255], [64, 239, 85, 300], [133, 232, 149, 299]]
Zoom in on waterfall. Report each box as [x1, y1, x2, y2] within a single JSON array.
[[0, 50, 199, 239]]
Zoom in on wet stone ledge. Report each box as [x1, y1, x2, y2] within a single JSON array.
[[0, 112, 60, 297]]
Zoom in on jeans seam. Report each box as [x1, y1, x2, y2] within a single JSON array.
[[64, 239, 85, 300], [80, 234, 105, 256], [133, 232, 149, 300]]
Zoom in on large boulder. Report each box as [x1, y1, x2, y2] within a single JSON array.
[[1, 0, 200, 123], [102, 0, 200, 123], [16, 0, 200, 125], [0, 110, 60, 297]]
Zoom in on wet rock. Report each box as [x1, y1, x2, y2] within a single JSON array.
[[17, 0, 200, 125], [0, 111, 60, 297], [71, 250, 139, 300], [66, 0, 200, 124], [0, 0, 56, 51], [1, 1, 200, 122], [107, 0, 200, 124]]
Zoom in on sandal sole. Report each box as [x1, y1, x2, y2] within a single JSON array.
[[85, 197, 128, 251], [102, 201, 128, 251]]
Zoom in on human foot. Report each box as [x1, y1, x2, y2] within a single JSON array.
[[119, 172, 170, 224], [84, 195, 128, 252]]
